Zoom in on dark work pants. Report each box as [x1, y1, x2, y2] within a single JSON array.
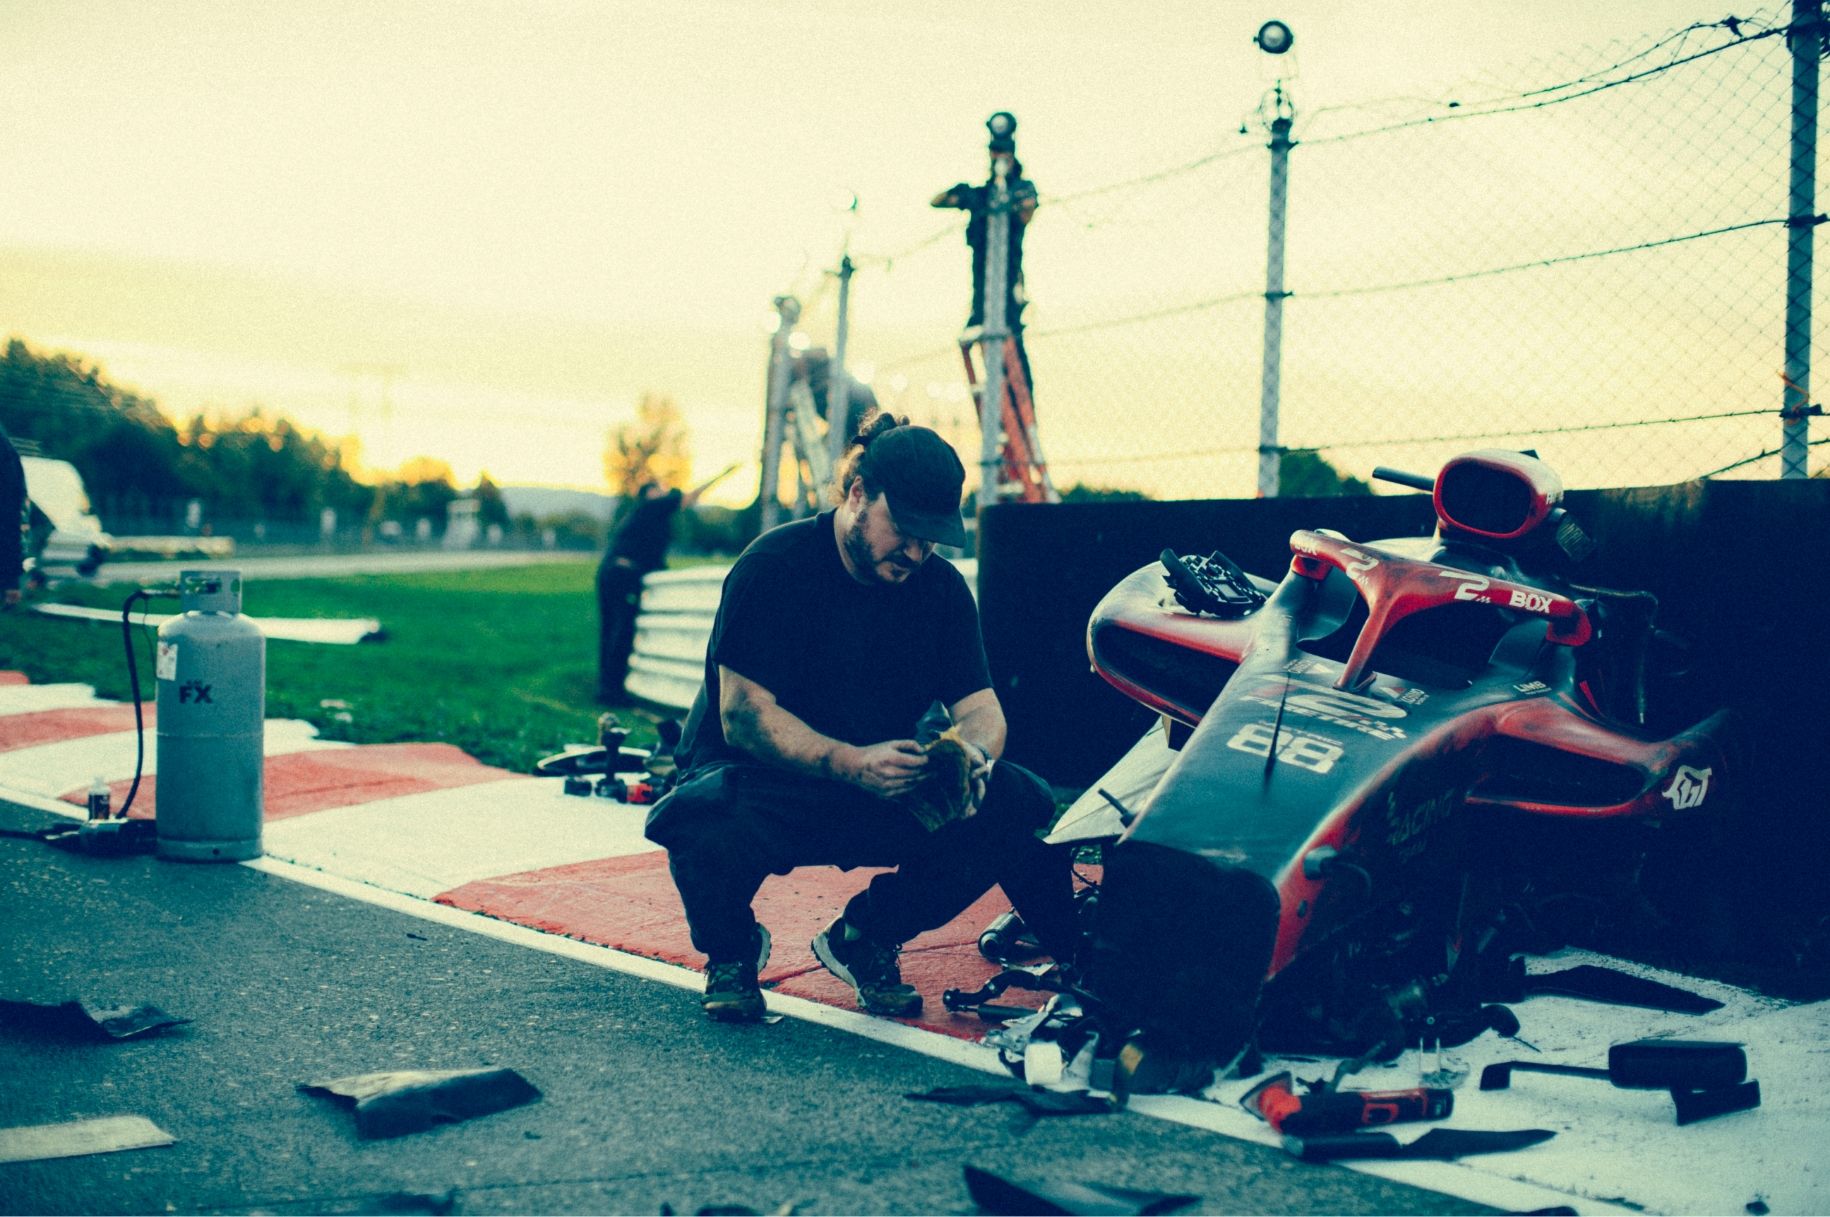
[[644, 758, 1077, 965], [595, 562, 644, 701]]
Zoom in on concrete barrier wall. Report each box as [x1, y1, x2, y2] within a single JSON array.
[[623, 559, 980, 714], [624, 567, 726, 713]]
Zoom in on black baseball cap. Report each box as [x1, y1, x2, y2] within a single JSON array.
[[859, 425, 967, 547]]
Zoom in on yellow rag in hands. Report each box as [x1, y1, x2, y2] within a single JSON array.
[[901, 726, 976, 832]]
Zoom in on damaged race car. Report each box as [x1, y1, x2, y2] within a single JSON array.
[[964, 450, 1734, 1094]]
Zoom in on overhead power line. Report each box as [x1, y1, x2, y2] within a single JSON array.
[[1302, 218, 1790, 300], [1304, 21, 1786, 148], [1045, 407, 1776, 468]]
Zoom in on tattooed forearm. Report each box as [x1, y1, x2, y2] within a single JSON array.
[[718, 666, 855, 780]]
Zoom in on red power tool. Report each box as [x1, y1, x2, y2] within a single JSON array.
[[1241, 1072, 1453, 1137]]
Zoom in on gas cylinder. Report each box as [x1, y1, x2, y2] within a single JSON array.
[[155, 569, 265, 861]]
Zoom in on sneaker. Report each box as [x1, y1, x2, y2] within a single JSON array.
[[811, 916, 922, 1018], [701, 923, 772, 1023]]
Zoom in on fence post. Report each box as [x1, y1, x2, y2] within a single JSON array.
[[1257, 85, 1296, 499], [759, 295, 800, 531], [980, 145, 1013, 513], [828, 253, 855, 470], [1784, 0, 1822, 478]]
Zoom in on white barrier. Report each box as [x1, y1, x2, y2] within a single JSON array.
[[624, 559, 977, 712]]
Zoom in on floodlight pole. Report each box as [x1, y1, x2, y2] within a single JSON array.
[[1257, 85, 1295, 499], [760, 294, 800, 531], [980, 158, 1012, 512], [1782, 0, 1822, 478], [828, 254, 855, 470]]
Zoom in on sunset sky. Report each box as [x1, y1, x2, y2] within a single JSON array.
[[0, 1, 1759, 502]]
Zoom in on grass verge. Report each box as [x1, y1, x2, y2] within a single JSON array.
[[0, 563, 670, 773]]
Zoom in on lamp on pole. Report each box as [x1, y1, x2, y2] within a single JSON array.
[[978, 110, 1018, 512], [1254, 20, 1296, 499]]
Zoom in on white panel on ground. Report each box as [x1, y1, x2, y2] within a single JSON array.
[[0, 1115, 174, 1164], [261, 776, 661, 897], [33, 604, 382, 644], [0, 719, 347, 799], [1198, 950, 1825, 1216], [0, 684, 107, 716]]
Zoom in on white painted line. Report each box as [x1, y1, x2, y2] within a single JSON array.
[[0, 786, 87, 818], [0, 719, 348, 800], [33, 603, 382, 644], [0, 1115, 174, 1164], [0, 683, 107, 716], [242, 855, 1611, 1216], [261, 778, 662, 898]]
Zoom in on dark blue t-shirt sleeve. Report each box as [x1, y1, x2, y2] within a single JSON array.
[[709, 552, 802, 695], [935, 573, 992, 708]]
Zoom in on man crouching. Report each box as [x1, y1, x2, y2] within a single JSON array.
[[644, 414, 1076, 1021]]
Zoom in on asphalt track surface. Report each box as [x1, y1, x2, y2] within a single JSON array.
[[0, 805, 1491, 1217]]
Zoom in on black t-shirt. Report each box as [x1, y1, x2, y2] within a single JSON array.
[[939, 178, 1035, 327], [607, 489, 683, 573], [684, 511, 991, 769]]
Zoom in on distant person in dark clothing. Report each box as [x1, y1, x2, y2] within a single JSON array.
[[0, 424, 24, 607], [932, 158, 1039, 396], [596, 466, 735, 703], [793, 348, 879, 448]]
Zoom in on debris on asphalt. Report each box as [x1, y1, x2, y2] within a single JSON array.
[[1283, 1127, 1556, 1162], [298, 1188, 459, 1216], [906, 1082, 1114, 1118], [298, 1067, 541, 1139], [962, 1163, 1197, 1215], [39, 819, 157, 856], [1673, 1080, 1762, 1125], [0, 1114, 175, 1164], [1479, 1037, 1759, 1124], [1491, 960, 1724, 1014], [0, 997, 190, 1040], [1482, 1038, 1746, 1089]]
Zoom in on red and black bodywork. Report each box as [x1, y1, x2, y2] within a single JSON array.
[[1077, 451, 1730, 1070]]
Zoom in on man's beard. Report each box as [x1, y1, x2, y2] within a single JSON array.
[[843, 513, 918, 586]]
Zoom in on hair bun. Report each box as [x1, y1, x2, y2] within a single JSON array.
[[851, 410, 908, 449]]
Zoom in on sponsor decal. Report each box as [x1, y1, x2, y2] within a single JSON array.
[[1226, 722, 1345, 774], [1512, 680, 1550, 694], [1661, 765, 1712, 810], [1342, 548, 1380, 575], [1385, 788, 1459, 860], [1244, 680, 1408, 741], [1396, 687, 1430, 706], [1439, 571, 1492, 602], [1508, 588, 1553, 613], [1285, 656, 1334, 676]]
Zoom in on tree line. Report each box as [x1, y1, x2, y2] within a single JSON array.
[[0, 338, 511, 540], [1, 335, 1371, 553]]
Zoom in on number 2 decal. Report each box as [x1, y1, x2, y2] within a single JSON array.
[[1438, 571, 1490, 602]]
